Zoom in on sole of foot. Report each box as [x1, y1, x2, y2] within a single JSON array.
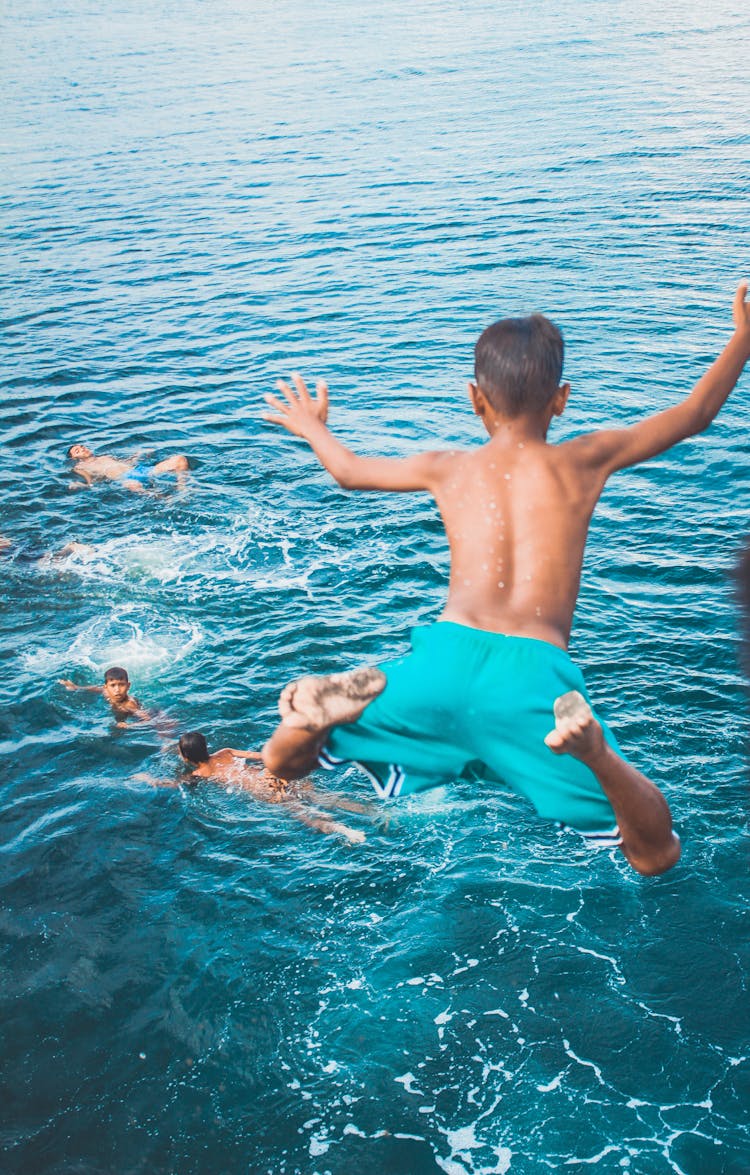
[[553, 689, 593, 726], [279, 666, 387, 732], [546, 689, 606, 764]]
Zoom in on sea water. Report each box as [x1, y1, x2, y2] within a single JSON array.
[[2, 1, 749, 1172]]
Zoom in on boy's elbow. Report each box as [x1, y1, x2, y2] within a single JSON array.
[[332, 460, 364, 490], [694, 411, 714, 435], [683, 405, 713, 436], [626, 833, 682, 877]]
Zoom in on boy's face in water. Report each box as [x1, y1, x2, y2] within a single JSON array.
[[69, 444, 93, 461], [103, 677, 130, 705]]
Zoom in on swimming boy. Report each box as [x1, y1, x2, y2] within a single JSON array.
[[67, 444, 190, 492], [59, 666, 150, 722], [260, 283, 750, 876], [147, 731, 369, 843]]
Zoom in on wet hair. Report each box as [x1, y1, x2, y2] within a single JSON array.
[[474, 313, 564, 417], [104, 666, 129, 683], [178, 731, 210, 765]]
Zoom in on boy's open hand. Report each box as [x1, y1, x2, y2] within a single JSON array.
[[733, 280, 750, 342], [263, 373, 329, 438]]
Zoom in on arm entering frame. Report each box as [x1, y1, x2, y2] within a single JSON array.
[[263, 373, 445, 492], [577, 282, 750, 476]]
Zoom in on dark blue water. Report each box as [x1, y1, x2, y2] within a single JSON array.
[[2, 2, 750, 1172]]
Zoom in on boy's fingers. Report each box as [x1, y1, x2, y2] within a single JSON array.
[[262, 412, 292, 429], [315, 379, 329, 418], [275, 379, 298, 406], [264, 393, 289, 413], [733, 280, 749, 317], [291, 372, 313, 403]]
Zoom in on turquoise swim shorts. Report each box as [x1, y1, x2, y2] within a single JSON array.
[[320, 621, 622, 833], [122, 462, 153, 488]]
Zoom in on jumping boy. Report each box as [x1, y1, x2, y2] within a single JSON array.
[[59, 666, 151, 723], [67, 444, 190, 493], [260, 283, 750, 876]]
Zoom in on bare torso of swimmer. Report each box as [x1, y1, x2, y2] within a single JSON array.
[[197, 748, 301, 800], [433, 432, 602, 649], [74, 455, 136, 481]]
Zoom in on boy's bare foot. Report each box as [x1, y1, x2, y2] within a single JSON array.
[[544, 690, 607, 765], [279, 666, 387, 732]]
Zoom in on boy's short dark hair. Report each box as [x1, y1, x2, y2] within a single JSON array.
[[104, 666, 129, 683], [179, 731, 210, 765], [474, 313, 564, 417]]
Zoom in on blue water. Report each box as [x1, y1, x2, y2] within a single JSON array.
[[2, 2, 750, 1172]]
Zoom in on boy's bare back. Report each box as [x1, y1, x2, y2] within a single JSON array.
[[428, 431, 600, 647]]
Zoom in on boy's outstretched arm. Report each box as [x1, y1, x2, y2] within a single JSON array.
[[59, 679, 102, 693], [575, 282, 750, 476], [264, 373, 445, 491]]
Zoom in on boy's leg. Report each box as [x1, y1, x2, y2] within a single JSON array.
[[152, 454, 190, 475], [262, 666, 386, 780], [152, 454, 190, 490], [545, 692, 681, 876]]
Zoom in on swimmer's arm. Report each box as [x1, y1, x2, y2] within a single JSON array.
[[132, 772, 182, 789], [263, 374, 446, 491], [113, 699, 156, 726], [69, 467, 93, 490], [220, 748, 264, 761], [59, 679, 102, 693], [575, 282, 750, 477]]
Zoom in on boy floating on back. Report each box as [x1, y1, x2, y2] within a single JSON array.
[[67, 444, 190, 493], [260, 283, 750, 876]]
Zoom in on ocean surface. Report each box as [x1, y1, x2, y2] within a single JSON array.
[[2, 2, 750, 1172]]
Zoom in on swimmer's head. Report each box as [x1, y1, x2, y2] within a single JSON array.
[[472, 314, 566, 420], [178, 731, 210, 766], [68, 444, 93, 461], [103, 666, 130, 703]]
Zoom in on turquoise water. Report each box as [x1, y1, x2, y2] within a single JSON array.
[[2, 1, 750, 1171]]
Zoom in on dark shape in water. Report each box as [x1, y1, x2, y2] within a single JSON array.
[[734, 538, 750, 680]]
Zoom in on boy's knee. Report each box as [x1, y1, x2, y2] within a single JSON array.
[[174, 454, 189, 471], [262, 740, 301, 780], [626, 832, 681, 877], [261, 742, 281, 775]]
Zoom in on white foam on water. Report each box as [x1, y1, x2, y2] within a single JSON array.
[[435, 1122, 513, 1175], [394, 1071, 425, 1096], [24, 603, 203, 678], [39, 519, 364, 595]]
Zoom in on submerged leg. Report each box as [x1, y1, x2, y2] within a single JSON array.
[[152, 454, 190, 489], [152, 454, 190, 475], [545, 691, 681, 876], [262, 666, 386, 780]]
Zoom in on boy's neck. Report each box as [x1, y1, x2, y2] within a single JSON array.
[[483, 411, 551, 444]]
